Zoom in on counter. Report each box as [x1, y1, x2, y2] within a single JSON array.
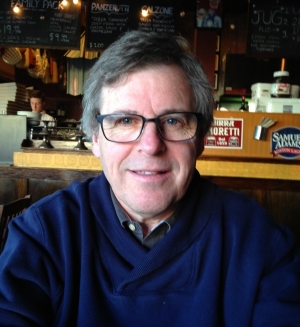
[[13, 150, 300, 181]]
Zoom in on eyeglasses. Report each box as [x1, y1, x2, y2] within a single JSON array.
[[95, 112, 202, 143]]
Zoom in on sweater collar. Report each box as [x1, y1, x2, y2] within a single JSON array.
[[88, 170, 216, 287]]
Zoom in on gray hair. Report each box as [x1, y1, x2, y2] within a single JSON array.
[[81, 30, 214, 140]]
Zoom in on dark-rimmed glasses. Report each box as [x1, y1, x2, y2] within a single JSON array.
[[95, 112, 202, 143]]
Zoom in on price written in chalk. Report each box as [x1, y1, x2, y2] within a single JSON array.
[[89, 42, 105, 49], [49, 33, 70, 43], [1, 25, 22, 34]]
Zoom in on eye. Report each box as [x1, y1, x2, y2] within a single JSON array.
[[161, 115, 187, 128], [113, 115, 142, 127], [166, 117, 179, 125], [118, 117, 133, 125]]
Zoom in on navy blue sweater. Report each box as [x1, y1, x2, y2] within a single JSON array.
[[0, 171, 300, 326]]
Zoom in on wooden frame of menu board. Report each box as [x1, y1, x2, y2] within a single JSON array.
[[247, 0, 300, 58], [0, 1, 82, 50]]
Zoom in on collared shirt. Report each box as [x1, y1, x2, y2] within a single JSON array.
[[39, 111, 55, 127], [110, 188, 179, 249]]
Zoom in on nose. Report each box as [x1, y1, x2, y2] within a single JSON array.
[[137, 120, 166, 155]]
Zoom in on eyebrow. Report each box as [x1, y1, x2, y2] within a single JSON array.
[[108, 108, 190, 115]]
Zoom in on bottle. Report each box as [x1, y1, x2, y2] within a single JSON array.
[[270, 71, 291, 98], [239, 95, 247, 111], [28, 128, 33, 140], [215, 100, 220, 110], [59, 62, 67, 91]]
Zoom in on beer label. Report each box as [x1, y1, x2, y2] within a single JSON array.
[[271, 126, 300, 159], [270, 83, 290, 96]]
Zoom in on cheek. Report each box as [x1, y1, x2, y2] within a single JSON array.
[[96, 137, 126, 166], [196, 138, 204, 157], [171, 143, 199, 174], [92, 136, 101, 158]]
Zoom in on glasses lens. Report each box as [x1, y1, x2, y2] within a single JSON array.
[[158, 113, 198, 141], [102, 114, 143, 142]]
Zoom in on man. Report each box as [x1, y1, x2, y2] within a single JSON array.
[[196, 8, 206, 27], [1, 31, 300, 326], [29, 90, 55, 126], [202, 0, 222, 28]]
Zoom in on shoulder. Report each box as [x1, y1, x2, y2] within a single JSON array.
[[41, 112, 54, 121], [6, 174, 107, 255], [12, 175, 104, 229], [196, 176, 290, 241], [213, 182, 278, 234], [30, 175, 103, 215], [207, 180, 297, 256]]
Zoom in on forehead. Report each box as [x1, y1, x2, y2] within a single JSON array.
[[100, 65, 192, 114], [30, 97, 43, 103]]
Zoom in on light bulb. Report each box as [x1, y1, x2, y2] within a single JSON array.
[[141, 6, 148, 17], [13, 6, 20, 13]]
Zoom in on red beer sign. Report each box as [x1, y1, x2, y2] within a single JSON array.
[[204, 118, 243, 149]]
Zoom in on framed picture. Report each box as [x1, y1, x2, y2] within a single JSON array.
[[216, 35, 220, 52], [214, 73, 218, 90], [195, 0, 223, 29], [215, 54, 219, 71]]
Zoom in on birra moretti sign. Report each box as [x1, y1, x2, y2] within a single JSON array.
[[271, 127, 300, 159]]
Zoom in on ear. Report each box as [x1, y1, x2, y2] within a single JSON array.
[[196, 138, 205, 157], [92, 135, 101, 158]]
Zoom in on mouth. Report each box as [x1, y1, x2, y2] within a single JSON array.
[[134, 171, 167, 175]]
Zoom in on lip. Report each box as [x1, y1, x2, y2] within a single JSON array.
[[134, 170, 167, 175], [128, 169, 171, 182]]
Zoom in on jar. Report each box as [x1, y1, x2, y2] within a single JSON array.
[[270, 71, 291, 98]]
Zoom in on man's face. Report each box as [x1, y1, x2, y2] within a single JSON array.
[[93, 65, 203, 222], [197, 9, 206, 18], [209, 0, 219, 10], [30, 97, 45, 113]]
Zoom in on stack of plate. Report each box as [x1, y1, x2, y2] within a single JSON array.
[[0, 83, 29, 114], [17, 111, 41, 119], [17, 111, 41, 126]]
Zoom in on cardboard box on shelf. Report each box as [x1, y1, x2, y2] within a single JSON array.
[[251, 83, 271, 99]]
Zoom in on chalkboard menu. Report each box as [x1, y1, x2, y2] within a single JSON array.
[[86, 0, 179, 51], [0, 1, 81, 49], [135, 2, 178, 34], [247, 0, 300, 57], [86, 0, 131, 50]]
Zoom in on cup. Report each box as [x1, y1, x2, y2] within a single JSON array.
[[253, 125, 268, 141], [291, 85, 299, 98]]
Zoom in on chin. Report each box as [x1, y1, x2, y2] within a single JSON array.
[[128, 193, 176, 217]]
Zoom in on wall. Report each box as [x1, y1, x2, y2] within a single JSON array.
[[0, 57, 15, 81], [216, 8, 300, 99], [8, 3, 300, 116]]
